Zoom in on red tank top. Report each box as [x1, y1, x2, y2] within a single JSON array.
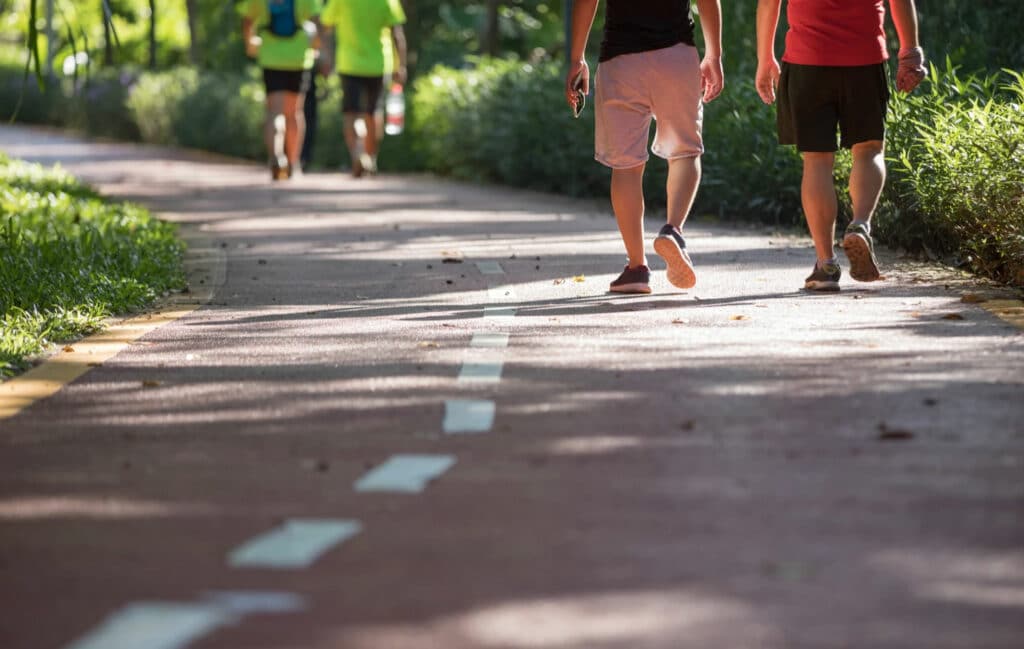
[[783, 0, 888, 66]]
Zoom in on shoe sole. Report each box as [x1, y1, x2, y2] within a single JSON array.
[[842, 233, 881, 282], [804, 280, 840, 292], [609, 283, 652, 294], [653, 236, 696, 289]]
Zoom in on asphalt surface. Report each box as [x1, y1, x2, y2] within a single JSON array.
[[1, 125, 1023, 649]]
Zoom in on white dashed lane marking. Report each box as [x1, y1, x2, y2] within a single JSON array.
[[470, 332, 510, 348], [64, 592, 304, 649], [354, 454, 457, 493], [63, 602, 234, 649], [443, 399, 496, 434], [483, 306, 517, 319], [228, 519, 363, 569], [475, 261, 505, 275], [458, 361, 504, 384]]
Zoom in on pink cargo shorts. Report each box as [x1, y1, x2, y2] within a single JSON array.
[[594, 43, 704, 169]]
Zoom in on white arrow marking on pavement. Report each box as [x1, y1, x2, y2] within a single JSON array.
[[443, 399, 496, 434], [476, 261, 505, 275], [471, 332, 510, 348], [483, 306, 517, 319], [64, 602, 234, 649], [458, 361, 504, 384], [354, 454, 457, 493], [488, 284, 517, 300], [228, 519, 362, 569]]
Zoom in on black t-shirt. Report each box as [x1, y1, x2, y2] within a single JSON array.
[[599, 0, 696, 62]]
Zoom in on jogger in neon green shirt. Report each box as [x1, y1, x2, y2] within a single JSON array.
[[320, 0, 407, 177], [242, 0, 323, 179]]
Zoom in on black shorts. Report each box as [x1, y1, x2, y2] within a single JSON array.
[[340, 74, 385, 114], [777, 62, 889, 152], [263, 68, 310, 95]]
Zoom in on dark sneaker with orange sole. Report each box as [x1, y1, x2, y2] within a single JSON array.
[[804, 260, 842, 292], [842, 223, 881, 281], [653, 224, 696, 289], [609, 264, 652, 294]]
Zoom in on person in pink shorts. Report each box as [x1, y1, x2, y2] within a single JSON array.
[[565, 0, 724, 294]]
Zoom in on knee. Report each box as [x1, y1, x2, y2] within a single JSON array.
[[851, 140, 884, 159]]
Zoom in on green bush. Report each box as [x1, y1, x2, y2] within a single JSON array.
[[0, 155, 184, 377], [879, 66, 1024, 285]]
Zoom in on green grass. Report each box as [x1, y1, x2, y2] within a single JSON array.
[[0, 155, 184, 378]]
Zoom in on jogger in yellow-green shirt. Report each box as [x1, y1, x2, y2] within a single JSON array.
[[320, 0, 407, 177], [242, 0, 323, 180]]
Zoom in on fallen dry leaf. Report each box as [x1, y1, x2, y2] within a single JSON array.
[[877, 422, 915, 441], [672, 318, 690, 324], [553, 278, 566, 285], [729, 315, 748, 321], [960, 293, 987, 303], [141, 380, 161, 388], [573, 274, 586, 283], [62, 345, 75, 352], [418, 341, 440, 348], [941, 313, 965, 321]]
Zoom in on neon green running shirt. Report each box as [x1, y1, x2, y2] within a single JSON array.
[[243, 0, 322, 71], [320, 0, 406, 76]]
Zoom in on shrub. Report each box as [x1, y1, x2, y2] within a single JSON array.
[[880, 66, 1024, 285]]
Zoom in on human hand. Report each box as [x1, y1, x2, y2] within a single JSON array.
[[700, 55, 724, 103], [755, 57, 781, 104], [896, 47, 926, 93], [565, 59, 589, 112], [392, 65, 408, 87], [245, 35, 261, 59]]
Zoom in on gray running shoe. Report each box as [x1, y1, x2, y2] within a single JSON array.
[[804, 260, 841, 292], [842, 223, 881, 281], [653, 224, 696, 289]]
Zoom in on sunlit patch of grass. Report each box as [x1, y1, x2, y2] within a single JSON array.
[[0, 155, 184, 378]]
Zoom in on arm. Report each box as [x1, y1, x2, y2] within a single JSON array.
[[391, 25, 408, 85], [319, 27, 334, 75], [564, 0, 599, 110], [242, 16, 260, 59], [694, 0, 723, 102], [754, 0, 782, 104], [888, 0, 926, 92]]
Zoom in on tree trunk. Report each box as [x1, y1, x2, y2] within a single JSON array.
[[483, 0, 500, 56], [148, 0, 157, 68], [184, 0, 201, 65], [101, 0, 113, 66]]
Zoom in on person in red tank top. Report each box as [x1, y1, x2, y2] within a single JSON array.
[[754, 0, 927, 291]]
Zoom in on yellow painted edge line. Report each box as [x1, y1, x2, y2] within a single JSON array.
[[0, 230, 225, 422], [980, 299, 1024, 330]]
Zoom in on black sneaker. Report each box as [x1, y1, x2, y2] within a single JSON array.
[[842, 223, 881, 281], [609, 264, 652, 294], [804, 260, 842, 292], [653, 224, 696, 289]]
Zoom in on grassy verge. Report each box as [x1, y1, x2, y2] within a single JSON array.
[[0, 155, 184, 378]]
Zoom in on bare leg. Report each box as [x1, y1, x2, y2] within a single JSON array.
[[666, 155, 701, 229], [610, 163, 647, 268], [801, 151, 838, 262], [842, 140, 885, 281], [281, 91, 304, 170], [342, 113, 363, 176], [849, 140, 885, 227], [265, 91, 286, 166]]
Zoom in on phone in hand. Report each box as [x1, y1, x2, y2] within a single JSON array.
[[571, 71, 586, 119]]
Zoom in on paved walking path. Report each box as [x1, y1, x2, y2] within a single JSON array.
[[1, 125, 1023, 649]]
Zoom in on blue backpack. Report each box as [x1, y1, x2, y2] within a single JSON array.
[[266, 0, 298, 37]]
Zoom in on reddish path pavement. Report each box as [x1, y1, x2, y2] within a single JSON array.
[[1, 126, 1023, 649]]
